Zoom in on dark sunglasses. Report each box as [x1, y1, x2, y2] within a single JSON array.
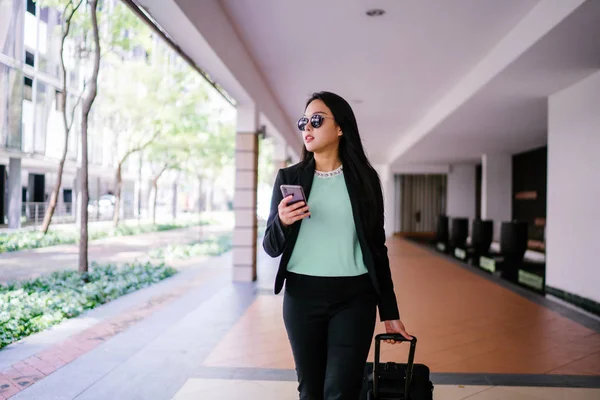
[[297, 114, 335, 131]]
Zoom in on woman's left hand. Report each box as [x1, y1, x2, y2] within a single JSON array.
[[384, 320, 413, 344]]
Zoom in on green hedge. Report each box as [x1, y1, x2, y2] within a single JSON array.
[[0, 220, 208, 255], [0, 262, 177, 349], [149, 233, 233, 261]]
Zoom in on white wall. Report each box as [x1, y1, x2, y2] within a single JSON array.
[[447, 164, 476, 220], [373, 164, 395, 237], [482, 153, 512, 240], [547, 71, 600, 304]]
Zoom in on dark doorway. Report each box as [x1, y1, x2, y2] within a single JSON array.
[[397, 174, 447, 234], [475, 164, 482, 219], [33, 174, 45, 202], [513, 146, 547, 252]]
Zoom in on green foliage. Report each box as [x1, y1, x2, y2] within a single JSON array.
[[0, 262, 177, 349], [149, 233, 233, 261], [0, 219, 209, 254]]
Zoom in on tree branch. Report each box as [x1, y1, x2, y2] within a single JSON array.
[[67, 81, 87, 132]]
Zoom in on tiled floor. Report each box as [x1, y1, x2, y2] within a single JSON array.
[[171, 378, 600, 400], [205, 238, 600, 375], [3, 237, 599, 399]]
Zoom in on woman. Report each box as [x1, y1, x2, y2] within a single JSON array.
[[263, 91, 411, 399]]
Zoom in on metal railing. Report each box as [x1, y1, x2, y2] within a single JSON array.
[[21, 202, 74, 228], [19, 202, 137, 228]]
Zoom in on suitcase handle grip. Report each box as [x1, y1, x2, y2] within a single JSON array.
[[376, 333, 416, 343], [373, 334, 417, 398]]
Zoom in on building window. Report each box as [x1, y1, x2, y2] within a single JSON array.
[[35, 81, 49, 154], [40, 6, 49, 23], [24, 77, 33, 101], [55, 90, 64, 112], [25, 51, 35, 67], [26, 0, 36, 15]]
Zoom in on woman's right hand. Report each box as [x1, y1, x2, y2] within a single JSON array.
[[278, 195, 310, 227]]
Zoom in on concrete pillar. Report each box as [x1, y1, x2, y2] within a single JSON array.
[[233, 104, 259, 282], [8, 158, 22, 229], [373, 164, 395, 237], [547, 71, 600, 303], [481, 153, 512, 240], [447, 164, 476, 220]]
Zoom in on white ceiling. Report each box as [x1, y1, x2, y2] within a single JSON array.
[[139, 0, 599, 168], [394, 0, 600, 167], [218, 0, 542, 163]]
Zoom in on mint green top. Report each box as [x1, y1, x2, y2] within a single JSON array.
[[286, 166, 368, 277]]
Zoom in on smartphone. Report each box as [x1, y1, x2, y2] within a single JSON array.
[[280, 184, 310, 219]]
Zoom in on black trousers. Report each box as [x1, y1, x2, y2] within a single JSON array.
[[283, 272, 377, 400]]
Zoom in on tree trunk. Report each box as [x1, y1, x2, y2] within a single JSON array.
[[112, 162, 123, 227], [150, 165, 168, 225], [197, 175, 203, 213], [40, 0, 84, 235], [171, 180, 178, 221], [151, 179, 158, 225], [79, 0, 100, 275]]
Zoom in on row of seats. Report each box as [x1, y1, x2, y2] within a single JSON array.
[[434, 216, 545, 293]]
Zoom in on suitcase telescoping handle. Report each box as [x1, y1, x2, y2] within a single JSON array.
[[373, 334, 417, 399]]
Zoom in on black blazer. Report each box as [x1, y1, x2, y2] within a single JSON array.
[[262, 158, 400, 321]]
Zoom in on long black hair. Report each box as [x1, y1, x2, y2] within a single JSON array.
[[301, 91, 383, 237]]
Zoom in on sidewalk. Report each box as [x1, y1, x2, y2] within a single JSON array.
[[0, 224, 231, 282], [1, 238, 599, 399]]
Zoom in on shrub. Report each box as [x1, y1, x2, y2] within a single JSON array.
[[0, 262, 177, 349]]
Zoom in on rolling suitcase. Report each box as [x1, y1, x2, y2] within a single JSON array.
[[361, 334, 433, 399]]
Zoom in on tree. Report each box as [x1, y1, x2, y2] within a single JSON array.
[[79, 0, 100, 274], [97, 60, 180, 226], [146, 135, 193, 224], [37, 0, 85, 234], [37, 0, 150, 233], [144, 66, 212, 223]]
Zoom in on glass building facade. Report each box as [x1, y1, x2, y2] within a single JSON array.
[[1, 0, 84, 159]]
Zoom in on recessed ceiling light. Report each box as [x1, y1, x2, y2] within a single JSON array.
[[366, 9, 385, 17]]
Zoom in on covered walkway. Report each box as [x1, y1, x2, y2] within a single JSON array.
[[3, 239, 599, 399], [2, 0, 599, 398]]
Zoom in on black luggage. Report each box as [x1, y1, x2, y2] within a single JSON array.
[[361, 334, 433, 399]]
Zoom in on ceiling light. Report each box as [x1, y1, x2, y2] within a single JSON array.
[[366, 9, 385, 17]]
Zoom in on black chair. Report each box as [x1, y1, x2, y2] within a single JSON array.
[[435, 215, 449, 243], [500, 221, 528, 263], [472, 219, 494, 255], [449, 218, 469, 250]]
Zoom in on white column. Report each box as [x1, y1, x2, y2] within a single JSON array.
[[547, 71, 600, 304], [481, 153, 512, 240], [373, 164, 395, 237], [8, 158, 22, 229], [233, 104, 259, 282], [447, 164, 476, 219]]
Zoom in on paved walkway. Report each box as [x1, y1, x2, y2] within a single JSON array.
[[1, 238, 599, 399], [0, 224, 230, 282]]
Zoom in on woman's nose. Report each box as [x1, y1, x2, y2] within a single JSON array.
[[304, 120, 313, 132]]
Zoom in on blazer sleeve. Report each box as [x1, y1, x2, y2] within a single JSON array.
[[372, 171, 401, 322], [262, 169, 291, 257]]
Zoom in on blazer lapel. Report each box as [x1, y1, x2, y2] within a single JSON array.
[[297, 157, 316, 200], [343, 168, 364, 233]]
